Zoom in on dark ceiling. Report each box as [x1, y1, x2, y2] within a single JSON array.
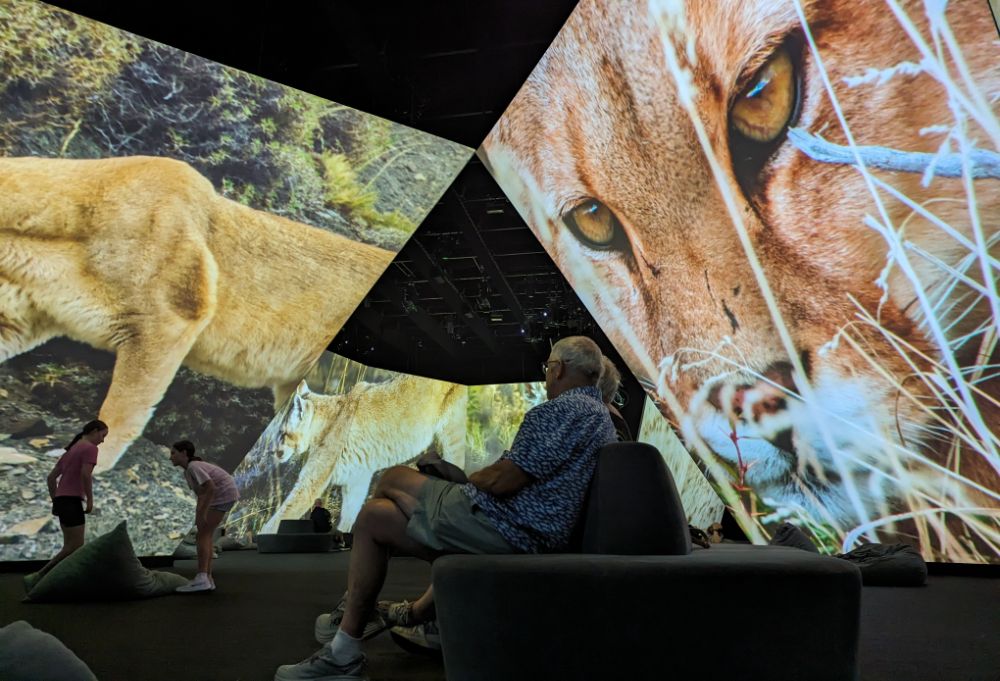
[[46, 0, 644, 420]]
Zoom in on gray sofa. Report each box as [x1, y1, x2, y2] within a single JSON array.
[[256, 519, 338, 554], [433, 442, 862, 681]]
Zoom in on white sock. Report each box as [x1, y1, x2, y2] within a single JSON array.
[[328, 629, 362, 664], [194, 572, 209, 582]]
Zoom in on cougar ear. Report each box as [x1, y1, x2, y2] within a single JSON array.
[[295, 380, 312, 398]]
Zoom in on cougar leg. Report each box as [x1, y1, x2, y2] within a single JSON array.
[[94, 325, 204, 472], [437, 394, 468, 471], [261, 461, 336, 534], [336, 471, 373, 532]]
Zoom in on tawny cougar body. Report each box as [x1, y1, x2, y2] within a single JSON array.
[[263, 375, 467, 533], [0, 156, 395, 471]]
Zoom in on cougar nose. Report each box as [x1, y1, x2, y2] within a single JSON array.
[[707, 382, 754, 419], [732, 385, 748, 417], [748, 361, 798, 421], [706, 361, 800, 422]]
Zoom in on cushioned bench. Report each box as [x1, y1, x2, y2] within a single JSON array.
[[256, 519, 337, 554], [433, 442, 862, 681]]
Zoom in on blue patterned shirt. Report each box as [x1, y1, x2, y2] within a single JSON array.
[[463, 385, 616, 553]]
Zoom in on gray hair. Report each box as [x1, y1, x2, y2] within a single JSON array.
[[597, 356, 621, 404], [550, 336, 603, 384]]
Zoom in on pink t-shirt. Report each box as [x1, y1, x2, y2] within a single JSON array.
[[184, 461, 239, 506], [53, 441, 99, 499]]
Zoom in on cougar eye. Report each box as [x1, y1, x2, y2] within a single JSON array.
[[561, 200, 627, 251], [731, 47, 796, 143], [728, 40, 802, 194]]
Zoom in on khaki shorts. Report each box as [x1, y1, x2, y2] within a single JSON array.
[[406, 478, 513, 554]]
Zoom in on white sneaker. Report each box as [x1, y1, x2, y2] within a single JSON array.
[[274, 649, 367, 681], [176, 573, 214, 593]]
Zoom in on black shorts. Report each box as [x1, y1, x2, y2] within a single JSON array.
[[52, 496, 85, 528]]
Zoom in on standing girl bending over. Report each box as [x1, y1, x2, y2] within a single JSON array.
[[26, 419, 108, 590], [169, 440, 239, 593]]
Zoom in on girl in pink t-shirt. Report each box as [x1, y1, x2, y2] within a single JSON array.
[[25, 419, 108, 591], [169, 439, 239, 592]]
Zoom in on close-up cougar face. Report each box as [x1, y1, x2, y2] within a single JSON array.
[[482, 0, 1000, 557]]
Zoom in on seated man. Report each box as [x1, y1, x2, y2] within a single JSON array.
[[387, 353, 634, 658], [275, 336, 616, 681], [309, 498, 333, 534]]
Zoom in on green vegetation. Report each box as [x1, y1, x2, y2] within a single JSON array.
[[0, 0, 469, 250], [466, 383, 545, 470], [320, 151, 415, 235]]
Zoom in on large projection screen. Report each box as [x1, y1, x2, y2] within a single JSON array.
[[228, 352, 547, 536], [481, 0, 1000, 562], [636, 396, 724, 532], [0, 0, 470, 560]]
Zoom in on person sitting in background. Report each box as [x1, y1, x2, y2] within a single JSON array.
[[24, 419, 108, 591], [598, 356, 633, 441], [275, 335, 616, 681], [309, 498, 333, 534], [169, 440, 239, 593]]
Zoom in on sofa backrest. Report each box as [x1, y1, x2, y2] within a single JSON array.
[[277, 519, 315, 534], [572, 441, 692, 555]]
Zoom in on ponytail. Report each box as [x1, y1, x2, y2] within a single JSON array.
[[65, 419, 108, 451]]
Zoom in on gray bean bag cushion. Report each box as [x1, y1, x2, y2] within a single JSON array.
[[26, 521, 187, 602], [0, 621, 98, 681], [215, 535, 245, 551], [836, 543, 928, 586], [768, 522, 819, 552], [172, 541, 220, 559]]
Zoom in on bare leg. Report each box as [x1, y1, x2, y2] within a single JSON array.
[[411, 585, 435, 622], [371, 467, 441, 620], [37, 524, 86, 578], [340, 492, 437, 638], [373, 466, 434, 514], [196, 509, 225, 576]]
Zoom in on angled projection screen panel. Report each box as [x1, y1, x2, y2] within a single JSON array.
[[636, 397, 724, 532], [0, 0, 470, 560], [228, 355, 545, 537], [481, 0, 1000, 562], [229, 354, 468, 536]]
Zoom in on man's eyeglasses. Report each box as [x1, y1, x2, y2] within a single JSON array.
[[541, 359, 562, 374]]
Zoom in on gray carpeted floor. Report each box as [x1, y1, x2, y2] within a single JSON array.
[[1, 551, 998, 681], [1, 551, 443, 681]]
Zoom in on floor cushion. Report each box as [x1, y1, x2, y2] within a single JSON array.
[[216, 535, 247, 551], [0, 620, 98, 681], [769, 522, 819, 552], [26, 521, 187, 602], [837, 543, 928, 586]]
